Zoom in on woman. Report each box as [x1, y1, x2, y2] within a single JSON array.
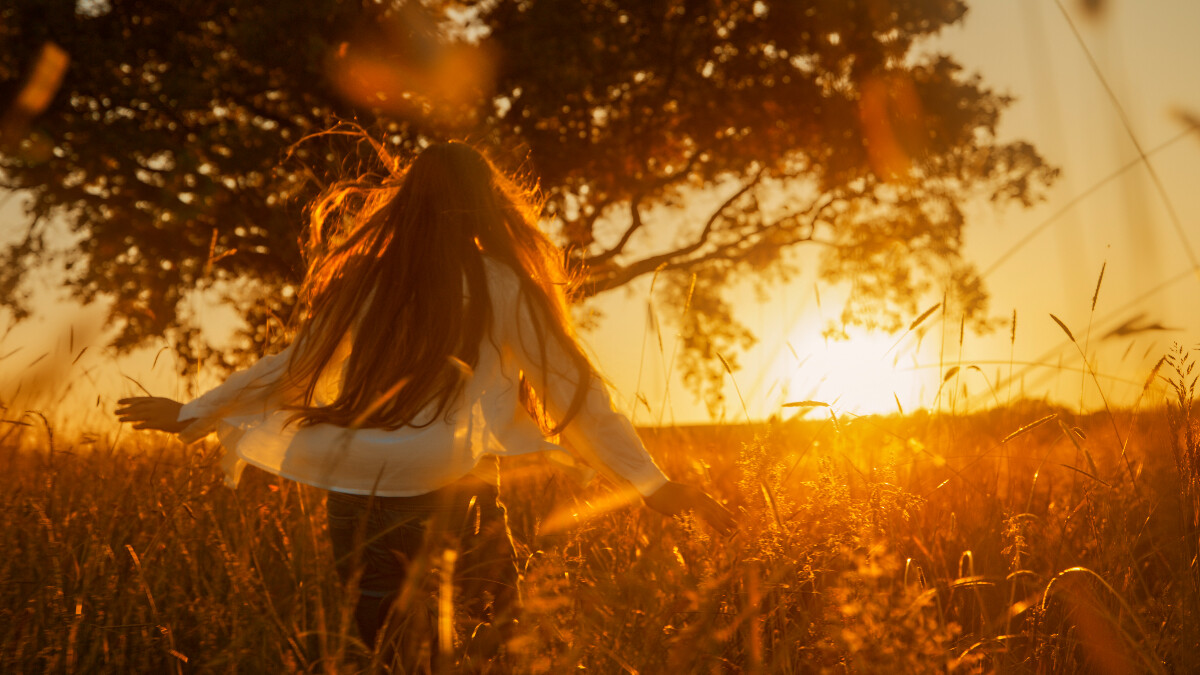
[[116, 140, 735, 664]]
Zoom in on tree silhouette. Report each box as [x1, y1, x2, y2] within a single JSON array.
[[0, 0, 1054, 408]]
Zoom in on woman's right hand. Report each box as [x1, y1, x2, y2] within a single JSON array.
[[116, 397, 194, 433], [644, 481, 737, 537]]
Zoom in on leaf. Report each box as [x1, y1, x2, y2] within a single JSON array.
[[716, 352, 734, 375], [785, 341, 799, 361], [761, 483, 784, 530], [1141, 356, 1166, 395], [925, 479, 951, 496], [151, 345, 171, 371], [122, 375, 152, 396], [1002, 413, 1057, 444], [1049, 314, 1076, 343], [1058, 419, 1099, 477], [636, 392, 652, 413], [908, 302, 941, 331], [1091, 261, 1106, 311], [782, 400, 829, 408]]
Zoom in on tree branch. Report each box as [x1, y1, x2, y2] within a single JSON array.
[[584, 170, 763, 292], [585, 168, 863, 294], [584, 194, 644, 267], [654, 196, 840, 274], [582, 148, 704, 266], [575, 194, 616, 240]]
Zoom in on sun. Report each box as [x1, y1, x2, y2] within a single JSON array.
[[766, 328, 931, 416]]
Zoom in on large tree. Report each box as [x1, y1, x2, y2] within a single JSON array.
[[0, 0, 1054, 407]]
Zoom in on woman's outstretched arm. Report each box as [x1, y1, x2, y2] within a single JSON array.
[[116, 344, 295, 439], [175, 345, 295, 422]]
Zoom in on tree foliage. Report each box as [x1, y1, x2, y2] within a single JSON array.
[[0, 0, 1054, 408]]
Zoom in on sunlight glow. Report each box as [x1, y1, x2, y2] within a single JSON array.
[[767, 329, 931, 416]]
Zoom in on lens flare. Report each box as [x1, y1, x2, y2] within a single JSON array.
[[857, 72, 925, 182], [327, 7, 495, 126], [1, 41, 70, 150]]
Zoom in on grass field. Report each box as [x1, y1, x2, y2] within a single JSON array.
[[2, 348, 1198, 673]]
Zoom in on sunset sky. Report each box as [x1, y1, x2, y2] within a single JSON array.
[[1, 0, 1198, 430]]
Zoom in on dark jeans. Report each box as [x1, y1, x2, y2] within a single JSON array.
[[326, 474, 520, 664]]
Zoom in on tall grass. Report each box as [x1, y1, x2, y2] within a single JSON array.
[[2, 389, 1198, 672], [1166, 341, 1200, 656], [0, 436, 355, 672]]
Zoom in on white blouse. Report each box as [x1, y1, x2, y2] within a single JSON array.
[[176, 258, 669, 498]]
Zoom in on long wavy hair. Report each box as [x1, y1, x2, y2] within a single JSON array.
[[283, 139, 591, 431]]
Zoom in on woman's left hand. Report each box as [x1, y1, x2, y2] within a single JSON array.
[[644, 481, 738, 537], [116, 397, 193, 433]]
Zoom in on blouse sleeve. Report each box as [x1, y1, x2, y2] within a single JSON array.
[[492, 267, 669, 497], [176, 344, 295, 443]]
